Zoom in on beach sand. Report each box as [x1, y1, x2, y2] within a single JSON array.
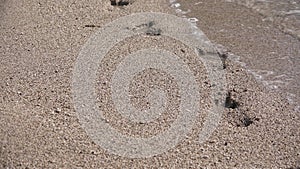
[[0, 0, 299, 168]]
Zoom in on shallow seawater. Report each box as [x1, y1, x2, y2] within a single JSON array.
[[225, 0, 300, 39], [169, 0, 300, 112]]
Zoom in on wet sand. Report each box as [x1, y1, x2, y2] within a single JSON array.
[[0, 0, 299, 168]]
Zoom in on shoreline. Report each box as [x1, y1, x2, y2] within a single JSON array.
[[0, 0, 299, 168], [173, 0, 300, 113]]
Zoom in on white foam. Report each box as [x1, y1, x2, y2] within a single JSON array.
[[286, 10, 300, 15], [188, 18, 199, 23], [175, 9, 191, 14], [287, 93, 300, 112], [171, 3, 181, 8]]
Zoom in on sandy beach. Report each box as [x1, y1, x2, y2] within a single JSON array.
[[1, 0, 299, 168]]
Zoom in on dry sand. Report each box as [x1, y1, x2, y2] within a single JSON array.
[[0, 0, 299, 168]]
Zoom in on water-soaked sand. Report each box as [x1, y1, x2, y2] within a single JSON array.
[[225, 0, 300, 39]]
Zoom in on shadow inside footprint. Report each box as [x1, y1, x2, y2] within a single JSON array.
[[225, 92, 239, 109], [110, 0, 130, 6], [225, 91, 258, 127]]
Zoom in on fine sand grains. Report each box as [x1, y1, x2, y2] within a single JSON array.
[[0, 0, 299, 168]]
